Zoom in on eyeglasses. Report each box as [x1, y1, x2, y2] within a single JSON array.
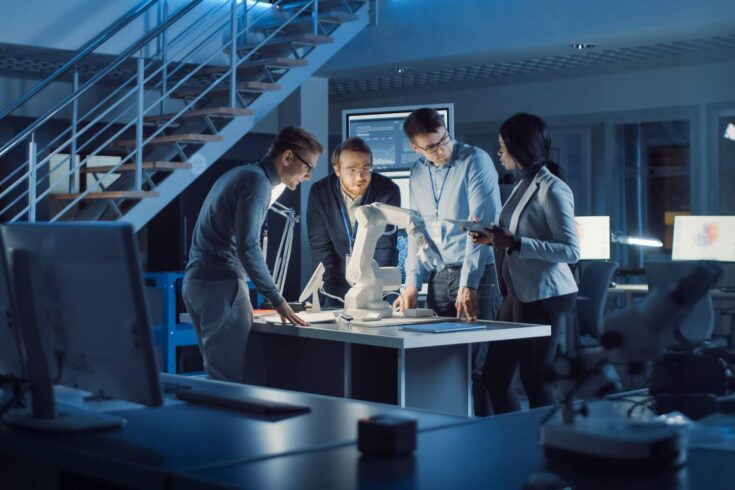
[[342, 166, 373, 177], [292, 152, 314, 173], [415, 132, 451, 154]]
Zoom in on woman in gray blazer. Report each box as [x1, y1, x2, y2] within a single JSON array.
[[472, 113, 580, 414]]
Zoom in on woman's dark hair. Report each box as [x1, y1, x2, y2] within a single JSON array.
[[499, 113, 565, 181]]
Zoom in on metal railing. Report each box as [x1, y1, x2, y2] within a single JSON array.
[[0, 0, 359, 223]]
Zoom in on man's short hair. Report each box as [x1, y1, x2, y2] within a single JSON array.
[[331, 137, 373, 167], [267, 127, 324, 159], [402, 108, 446, 141]]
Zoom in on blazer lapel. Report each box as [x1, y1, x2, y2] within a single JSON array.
[[508, 167, 546, 234]]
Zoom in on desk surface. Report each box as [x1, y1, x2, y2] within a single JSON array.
[[610, 284, 735, 299], [180, 313, 550, 349], [176, 401, 735, 490], [0, 374, 466, 489]]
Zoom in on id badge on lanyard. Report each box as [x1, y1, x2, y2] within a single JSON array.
[[426, 217, 442, 248]]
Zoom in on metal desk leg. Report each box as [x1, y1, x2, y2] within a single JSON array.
[[397, 348, 406, 408], [343, 343, 352, 398], [467, 344, 473, 417]]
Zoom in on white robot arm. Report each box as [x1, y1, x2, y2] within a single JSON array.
[[343, 203, 443, 320]]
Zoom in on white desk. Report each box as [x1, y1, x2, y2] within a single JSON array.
[[180, 313, 549, 417]]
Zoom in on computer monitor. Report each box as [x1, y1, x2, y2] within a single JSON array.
[[0, 233, 24, 379], [672, 215, 735, 262], [645, 261, 715, 344], [575, 216, 611, 260], [0, 222, 163, 431], [343, 103, 454, 169], [379, 169, 411, 208]]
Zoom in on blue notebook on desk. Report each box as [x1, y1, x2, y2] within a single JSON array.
[[400, 322, 486, 333]]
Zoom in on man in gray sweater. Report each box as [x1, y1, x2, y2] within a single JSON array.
[[183, 127, 324, 383]]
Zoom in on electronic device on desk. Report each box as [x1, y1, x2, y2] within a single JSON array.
[[542, 260, 724, 472], [344, 203, 443, 320], [175, 387, 310, 415], [299, 262, 325, 312], [575, 216, 611, 261], [0, 222, 163, 432], [672, 215, 735, 290]]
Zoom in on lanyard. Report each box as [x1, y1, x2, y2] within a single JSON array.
[[335, 179, 371, 253], [428, 165, 451, 217]]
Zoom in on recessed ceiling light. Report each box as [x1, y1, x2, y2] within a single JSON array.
[[394, 66, 414, 74], [570, 43, 596, 50]]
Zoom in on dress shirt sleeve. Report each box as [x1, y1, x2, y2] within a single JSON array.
[[460, 150, 501, 288]]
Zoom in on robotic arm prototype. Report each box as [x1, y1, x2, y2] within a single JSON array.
[[343, 203, 443, 320]]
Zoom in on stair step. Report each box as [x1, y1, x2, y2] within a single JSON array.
[[239, 33, 333, 53], [51, 191, 160, 200], [277, 0, 368, 11], [144, 107, 253, 123], [171, 81, 281, 99], [80, 162, 193, 174], [252, 11, 359, 31], [199, 57, 308, 77], [113, 133, 223, 148]]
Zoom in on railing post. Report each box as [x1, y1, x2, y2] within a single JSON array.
[[159, 0, 169, 115], [136, 54, 144, 192], [229, 0, 238, 109], [70, 68, 79, 193], [28, 134, 37, 222], [313, 0, 319, 35]]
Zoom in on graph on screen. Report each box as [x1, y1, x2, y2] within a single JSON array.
[[575, 216, 610, 260], [672, 216, 735, 261]]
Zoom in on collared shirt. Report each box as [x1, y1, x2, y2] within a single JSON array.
[[405, 141, 501, 289], [340, 188, 364, 229], [186, 157, 284, 307]]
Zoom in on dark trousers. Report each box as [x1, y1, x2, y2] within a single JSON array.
[[481, 292, 576, 414], [427, 265, 502, 416]]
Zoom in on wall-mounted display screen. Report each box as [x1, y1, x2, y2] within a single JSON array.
[[343, 104, 454, 169]]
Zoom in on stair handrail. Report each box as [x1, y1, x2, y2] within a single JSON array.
[[0, 0, 160, 122], [0, 0, 206, 161], [46, 0, 312, 222]]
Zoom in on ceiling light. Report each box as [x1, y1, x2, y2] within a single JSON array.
[[394, 66, 414, 75], [724, 123, 735, 141], [570, 43, 596, 50]]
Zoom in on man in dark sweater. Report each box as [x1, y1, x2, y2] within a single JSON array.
[[306, 137, 400, 305], [183, 127, 324, 383]]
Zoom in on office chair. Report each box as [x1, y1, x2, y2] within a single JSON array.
[[576, 261, 619, 349]]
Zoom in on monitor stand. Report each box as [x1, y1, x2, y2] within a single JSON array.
[[2, 249, 125, 432]]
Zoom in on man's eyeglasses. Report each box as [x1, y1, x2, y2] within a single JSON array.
[[342, 166, 373, 177], [415, 132, 451, 154], [292, 152, 314, 173]]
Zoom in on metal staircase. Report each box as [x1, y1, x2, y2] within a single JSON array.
[[0, 0, 370, 230]]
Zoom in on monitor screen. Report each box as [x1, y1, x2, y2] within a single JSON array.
[[343, 104, 454, 169], [672, 215, 735, 262], [575, 216, 611, 260], [0, 222, 163, 407], [379, 169, 411, 208], [0, 233, 24, 379]]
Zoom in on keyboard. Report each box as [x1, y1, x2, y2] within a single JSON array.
[[176, 388, 311, 415]]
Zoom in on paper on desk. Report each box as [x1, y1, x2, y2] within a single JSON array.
[[688, 412, 735, 452]]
